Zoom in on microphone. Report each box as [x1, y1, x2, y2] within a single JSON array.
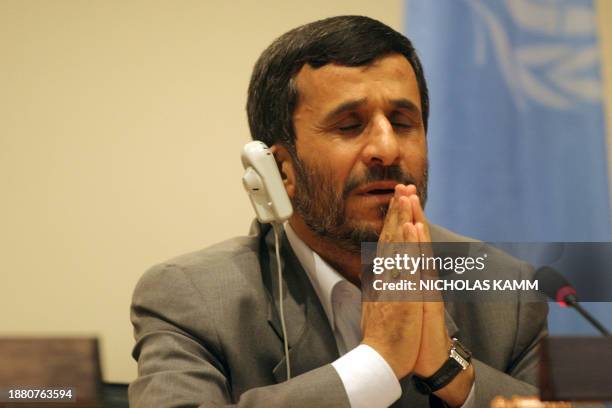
[[534, 266, 610, 336]]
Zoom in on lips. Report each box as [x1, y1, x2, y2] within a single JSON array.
[[355, 181, 399, 196], [366, 188, 395, 195]]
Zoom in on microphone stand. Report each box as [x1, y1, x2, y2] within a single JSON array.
[[564, 295, 610, 337]]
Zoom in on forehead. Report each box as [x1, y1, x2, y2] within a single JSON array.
[[293, 53, 421, 114]]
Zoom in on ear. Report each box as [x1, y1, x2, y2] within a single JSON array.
[[270, 144, 296, 199]]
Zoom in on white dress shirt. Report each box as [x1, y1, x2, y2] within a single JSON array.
[[284, 223, 475, 408]]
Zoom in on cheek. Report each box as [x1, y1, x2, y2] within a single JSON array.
[[301, 144, 360, 184], [403, 139, 428, 171]]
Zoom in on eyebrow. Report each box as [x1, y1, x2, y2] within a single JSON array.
[[322, 97, 421, 123], [391, 98, 421, 115]]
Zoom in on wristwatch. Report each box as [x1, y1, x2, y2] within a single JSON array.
[[413, 337, 472, 395]]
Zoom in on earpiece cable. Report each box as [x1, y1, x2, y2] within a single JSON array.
[[272, 222, 291, 380]]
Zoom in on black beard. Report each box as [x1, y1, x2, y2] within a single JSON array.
[[291, 155, 428, 254]]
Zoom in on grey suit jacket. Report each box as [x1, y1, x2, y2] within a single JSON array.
[[129, 222, 548, 407]]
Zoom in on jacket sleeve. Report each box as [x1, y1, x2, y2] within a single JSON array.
[[472, 279, 549, 406], [128, 264, 351, 408]]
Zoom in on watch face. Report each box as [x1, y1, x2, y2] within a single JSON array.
[[452, 338, 472, 359], [450, 349, 470, 370], [450, 338, 471, 370]]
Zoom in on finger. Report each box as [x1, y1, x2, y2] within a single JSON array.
[[395, 183, 416, 199], [416, 222, 435, 272], [416, 223, 431, 253], [410, 194, 428, 227], [379, 197, 398, 242], [415, 220, 432, 243], [403, 221, 418, 243], [395, 184, 407, 197], [416, 222, 443, 304], [402, 221, 420, 270], [397, 196, 413, 230], [393, 196, 412, 241], [404, 184, 417, 197], [402, 222, 423, 301], [381, 185, 408, 242], [423, 288, 445, 311]]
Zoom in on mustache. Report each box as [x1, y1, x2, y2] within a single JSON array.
[[342, 165, 417, 198]]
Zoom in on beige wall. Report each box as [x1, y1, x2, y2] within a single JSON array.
[[597, 0, 612, 198], [0, 0, 403, 384]]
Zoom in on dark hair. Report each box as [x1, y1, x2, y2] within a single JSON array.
[[247, 15, 429, 149]]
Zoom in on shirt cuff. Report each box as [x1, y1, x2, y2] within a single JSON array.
[[458, 382, 476, 408], [331, 344, 401, 408]]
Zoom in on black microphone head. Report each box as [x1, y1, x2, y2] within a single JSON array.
[[534, 266, 577, 305], [535, 268, 610, 336]]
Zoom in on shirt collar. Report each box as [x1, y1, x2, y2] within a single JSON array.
[[284, 222, 346, 330]]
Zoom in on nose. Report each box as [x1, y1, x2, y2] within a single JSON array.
[[361, 114, 400, 167]]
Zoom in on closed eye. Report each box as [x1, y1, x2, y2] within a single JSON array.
[[338, 123, 362, 132], [389, 110, 419, 131]]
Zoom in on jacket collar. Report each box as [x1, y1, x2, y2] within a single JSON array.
[[253, 221, 340, 382]]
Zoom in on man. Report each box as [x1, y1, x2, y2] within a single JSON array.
[[129, 16, 547, 407]]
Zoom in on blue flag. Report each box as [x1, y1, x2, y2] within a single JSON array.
[[406, 0, 611, 334]]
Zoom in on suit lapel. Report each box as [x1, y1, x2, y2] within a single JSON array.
[[257, 224, 339, 382]]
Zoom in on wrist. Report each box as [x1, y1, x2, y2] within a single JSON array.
[[413, 337, 473, 405], [414, 337, 453, 377], [433, 363, 475, 407]]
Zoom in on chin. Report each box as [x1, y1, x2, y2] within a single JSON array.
[[349, 206, 386, 227], [347, 218, 383, 239]]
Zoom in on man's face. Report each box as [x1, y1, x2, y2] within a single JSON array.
[[290, 53, 428, 252]]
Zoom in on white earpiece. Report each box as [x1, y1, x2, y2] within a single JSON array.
[[241, 141, 293, 224]]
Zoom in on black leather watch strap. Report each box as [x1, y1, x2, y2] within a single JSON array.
[[413, 338, 472, 395], [413, 358, 463, 394]]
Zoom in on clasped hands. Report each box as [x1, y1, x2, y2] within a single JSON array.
[[361, 184, 474, 407]]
